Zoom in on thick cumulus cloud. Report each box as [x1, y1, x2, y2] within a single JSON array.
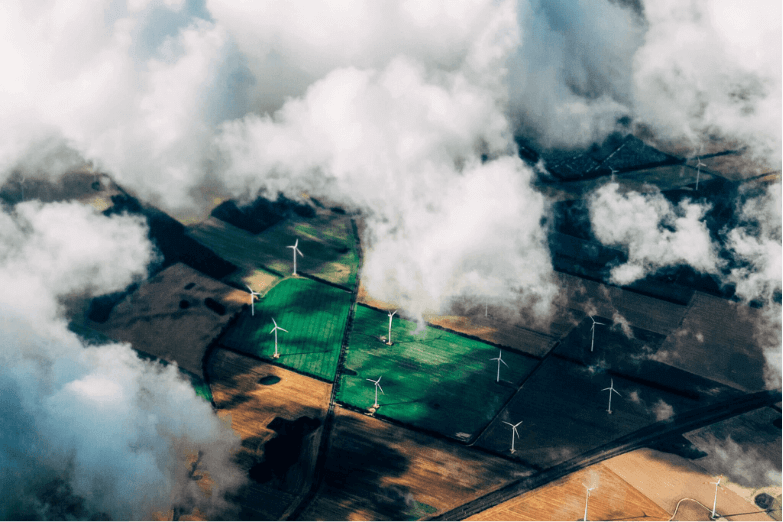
[[587, 184, 721, 285], [507, 0, 644, 149], [0, 0, 238, 211], [633, 0, 782, 167], [216, 56, 556, 319], [0, 201, 245, 520]]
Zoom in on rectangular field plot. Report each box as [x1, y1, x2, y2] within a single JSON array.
[[337, 305, 540, 439], [187, 210, 359, 288], [300, 408, 532, 521], [476, 332, 743, 469], [218, 277, 352, 381]]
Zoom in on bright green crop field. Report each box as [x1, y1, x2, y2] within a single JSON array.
[[218, 277, 352, 381], [337, 305, 541, 440]]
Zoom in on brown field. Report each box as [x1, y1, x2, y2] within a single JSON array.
[[207, 349, 332, 520], [603, 448, 777, 521], [300, 407, 533, 521], [466, 462, 670, 521], [88, 263, 245, 375], [655, 292, 768, 391]]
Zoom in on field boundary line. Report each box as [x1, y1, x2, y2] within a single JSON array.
[[356, 301, 547, 361], [285, 216, 363, 521], [466, 339, 562, 447], [297, 271, 352, 293]]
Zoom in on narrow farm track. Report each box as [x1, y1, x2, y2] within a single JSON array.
[[285, 217, 363, 521], [429, 388, 782, 521]]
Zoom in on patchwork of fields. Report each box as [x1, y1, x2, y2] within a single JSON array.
[[218, 277, 353, 381], [337, 305, 541, 440]]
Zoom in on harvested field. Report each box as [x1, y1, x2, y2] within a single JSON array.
[[603, 448, 778, 521], [187, 207, 359, 288], [656, 292, 768, 391], [218, 277, 352, 381], [476, 333, 741, 468], [299, 407, 532, 521], [466, 462, 670, 521], [338, 305, 540, 439], [86, 263, 244, 376], [206, 349, 331, 520]]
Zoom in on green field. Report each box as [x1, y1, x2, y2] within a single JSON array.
[[337, 305, 540, 440], [218, 277, 353, 380], [187, 212, 359, 288]]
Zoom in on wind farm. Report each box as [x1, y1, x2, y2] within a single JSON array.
[[1, 2, 780, 520]]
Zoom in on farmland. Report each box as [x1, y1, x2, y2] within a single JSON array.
[[187, 206, 360, 289], [476, 317, 743, 468], [466, 462, 670, 521], [218, 277, 352, 381], [206, 349, 332, 520], [82, 263, 245, 376], [337, 305, 541, 440], [299, 408, 532, 521]]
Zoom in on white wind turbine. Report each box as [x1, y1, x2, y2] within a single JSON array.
[[602, 378, 622, 414], [583, 483, 595, 521], [709, 475, 723, 519], [386, 310, 397, 345], [490, 350, 509, 383], [589, 316, 606, 352], [367, 376, 384, 409], [269, 318, 288, 359], [245, 285, 261, 316], [695, 157, 706, 190], [287, 238, 304, 276], [502, 420, 523, 453], [609, 167, 618, 182]]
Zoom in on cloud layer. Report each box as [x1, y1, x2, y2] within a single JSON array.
[[0, 201, 245, 519]]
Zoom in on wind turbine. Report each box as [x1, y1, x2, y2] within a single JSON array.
[[502, 420, 523, 453], [367, 376, 384, 409], [245, 285, 260, 316], [583, 483, 595, 521], [287, 238, 304, 276], [386, 310, 397, 346], [589, 316, 605, 352], [269, 318, 287, 359], [695, 157, 706, 190], [490, 350, 509, 383], [609, 167, 618, 182], [602, 378, 622, 414], [709, 475, 723, 519]]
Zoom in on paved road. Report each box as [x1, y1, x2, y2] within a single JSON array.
[[430, 388, 781, 521]]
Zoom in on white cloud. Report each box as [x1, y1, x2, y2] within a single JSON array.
[[632, 0, 782, 168], [588, 183, 722, 285], [0, 201, 245, 519]]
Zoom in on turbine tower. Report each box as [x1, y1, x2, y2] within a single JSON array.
[[602, 378, 622, 414], [709, 475, 723, 519], [269, 318, 288, 359], [387, 310, 397, 346], [696, 157, 706, 190], [490, 350, 509, 383], [589, 316, 605, 352], [583, 483, 595, 521], [609, 167, 618, 182], [287, 238, 304, 276], [502, 420, 522, 453], [367, 376, 384, 409], [245, 285, 261, 316]]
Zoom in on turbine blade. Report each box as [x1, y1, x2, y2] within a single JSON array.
[[279, 327, 288, 333], [377, 376, 382, 383], [596, 322, 606, 325], [366, 378, 374, 383], [502, 421, 513, 427], [514, 421, 523, 427], [612, 389, 621, 396], [272, 318, 278, 326], [270, 327, 276, 334], [500, 359, 509, 367], [297, 248, 303, 257], [602, 387, 611, 392], [377, 384, 384, 394], [294, 239, 298, 248], [245, 284, 253, 292]]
